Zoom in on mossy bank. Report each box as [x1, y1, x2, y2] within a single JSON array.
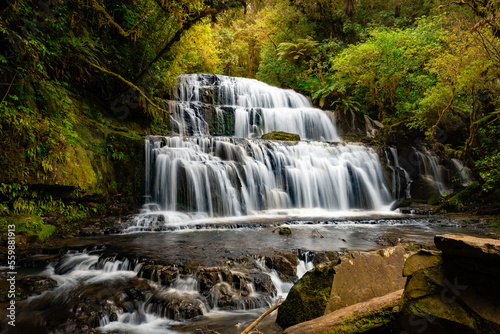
[[0, 79, 148, 253]]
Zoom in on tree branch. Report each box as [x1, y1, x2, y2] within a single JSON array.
[[134, 0, 246, 84], [240, 297, 282, 334], [0, 70, 18, 106], [431, 87, 455, 149], [84, 59, 169, 115], [90, 0, 154, 41]]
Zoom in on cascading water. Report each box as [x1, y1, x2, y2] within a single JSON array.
[[451, 158, 473, 187], [131, 74, 394, 230], [414, 148, 448, 195], [171, 74, 339, 141], [383, 147, 412, 199], [296, 250, 315, 279]]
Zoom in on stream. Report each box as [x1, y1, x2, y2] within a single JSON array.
[[1, 216, 495, 334]]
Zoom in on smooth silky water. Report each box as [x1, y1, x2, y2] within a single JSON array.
[[3, 74, 487, 334]]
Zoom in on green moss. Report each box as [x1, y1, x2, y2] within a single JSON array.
[[487, 218, 500, 231], [277, 261, 338, 328], [1, 214, 55, 242], [439, 182, 481, 213], [261, 131, 300, 141], [427, 195, 441, 206], [322, 307, 394, 334], [279, 227, 292, 235]]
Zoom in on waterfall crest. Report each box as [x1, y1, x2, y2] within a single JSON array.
[[170, 74, 339, 141]]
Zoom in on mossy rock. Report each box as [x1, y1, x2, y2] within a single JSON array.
[[276, 261, 338, 328], [1, 214, 55, 242], [261, 131, 300, 141], [440, 182, 481, 213], [279, 227, 292, 235], [428, 195, 441, 206]]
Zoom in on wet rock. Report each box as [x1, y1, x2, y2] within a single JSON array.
[[375, 236, 403, 246], [265, 254, 296, 280], [251, 271, 275, 295], [395, 234, 500, 334], [79, 226, 103, 236], [211, 282, 235, 309], [312, 251, 340, 266], [364, 114, 384, 138], [18, 276, 57, 296], [138, 264, 178, 286], [18, 254, 61, 268], [279, 227, 292, 235], [150, 293, 206, 320], [276, 261, 337, 328]]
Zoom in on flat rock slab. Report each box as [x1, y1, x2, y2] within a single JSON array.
[[435, 234, 500, 261], [435, 234, 500, 278], [284, 289, 403, 334], [324, 246, 407, 314], [403, 249, 441, 277]]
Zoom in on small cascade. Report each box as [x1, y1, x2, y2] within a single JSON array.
[[47, 252, 139, 288], [383, 147, 412, 199], [296, 249, 315, 279], [451, 159, 473, 187], [414, 148, 448, 195]]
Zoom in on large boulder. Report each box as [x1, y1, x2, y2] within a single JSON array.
[[394, 234, 500, 334], [277, 246, 407, 329], [276, 261, 337, 328], [434, 234, 500, 269], [324, 246, 407, 313]]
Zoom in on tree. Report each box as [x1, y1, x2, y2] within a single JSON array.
[[315, 18, 445, 122]]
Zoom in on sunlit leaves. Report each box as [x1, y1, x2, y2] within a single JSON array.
[[317, 17, 446, 119], [276, 38, 318, 63]]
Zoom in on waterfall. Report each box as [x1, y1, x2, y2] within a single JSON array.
[[384, 147, 412, 199], [170, 74, 339, 141], [414, 148, 448, 195], [132, 74, 394, 230], [296, 250, 315, 279], [451, 159, 473, 187]]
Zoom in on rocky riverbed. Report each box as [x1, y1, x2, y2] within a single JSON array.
[[1, 215, 499, 334]]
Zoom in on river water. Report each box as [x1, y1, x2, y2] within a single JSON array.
[[2, 215, 495, 334]]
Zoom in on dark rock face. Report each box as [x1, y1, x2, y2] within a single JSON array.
[[265, 253, 297, 281], [276, 261, 337, 329], [394, 234, 500, 334]]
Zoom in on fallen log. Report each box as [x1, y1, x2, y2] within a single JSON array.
[[241, 297, 282, 334], [200, 267, 222, 272]]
